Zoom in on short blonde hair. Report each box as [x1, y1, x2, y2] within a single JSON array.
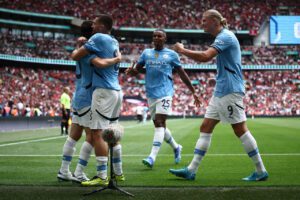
[[205, 9, 228, 28]]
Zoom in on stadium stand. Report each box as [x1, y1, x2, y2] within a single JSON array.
[[1, 30, 299, 65], [1, 0, 299, 31], [1, 67, 299, 117], [0, 1, 299, 118]]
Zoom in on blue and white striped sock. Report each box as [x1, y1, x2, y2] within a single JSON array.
[[74, 141, 93, 176], [96, 156, 108, 179], [188, 132, 212, 173], [164, 127, 179, 150], [149, 127, 165, 161], [240, 131, 266, 173], [60, 136, 76, 173], [112, 144, 123, 175]]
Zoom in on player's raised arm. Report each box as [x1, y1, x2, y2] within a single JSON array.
[[71, 46, 90, 61], [175, 67, 201, 107], [70, 36, 90, 61], [91, 51, 122, 68], [173, 43, 218, 63]]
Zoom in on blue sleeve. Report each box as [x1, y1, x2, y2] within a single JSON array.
[[84, 34, 103, 54], [87, 54, 97, 64], [210, 33, 232, 53], [170, 52, 182, 68], [137, 50, 146, 66]]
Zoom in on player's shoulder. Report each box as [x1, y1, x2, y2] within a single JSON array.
[[216, 29, 235, 42], [141, 48, 153, 54], [163, 48, 179, 57], [89, 33, 109, 41]]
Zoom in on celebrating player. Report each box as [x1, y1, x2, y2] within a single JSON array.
[[58, 20, 122, 183], [71, 14, 124, 186], [169, 9, 268, 181], [126, 29, 200, 168]]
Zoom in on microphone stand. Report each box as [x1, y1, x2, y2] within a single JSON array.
[[83, 143, 134, 197]]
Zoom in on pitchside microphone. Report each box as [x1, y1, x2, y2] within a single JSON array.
[[102, 123, 124, 144]]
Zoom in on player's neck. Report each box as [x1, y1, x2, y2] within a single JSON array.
[[212, 27, 223, 37], [154, 46, 164, 51]]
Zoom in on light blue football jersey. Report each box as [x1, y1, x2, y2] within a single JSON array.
[[210, 28, 245, 97], [72, 54, 95, 110], [137, 48, 181, 99], [84, 33, 120, 91]]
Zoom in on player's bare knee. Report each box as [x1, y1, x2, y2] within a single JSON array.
[[85, 134, 93, 144], [154, 120, 165, 128], [200, 119, 219, 133], [231, 122, 248, 137]]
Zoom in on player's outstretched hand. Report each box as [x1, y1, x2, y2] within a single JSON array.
[[125, 61, 138, 76], [193, 94, 201, 107], [173, 42, 184, 53]]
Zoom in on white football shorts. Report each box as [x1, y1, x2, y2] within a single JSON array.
[[205, 93, 246, 124], [90, 88, 123, 130], [72, 106, 92, 128], [148, 96, 172, 120]]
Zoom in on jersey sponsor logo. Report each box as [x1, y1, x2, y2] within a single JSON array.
[[163, 54, 169, 59], [146, 60, 167, 65]]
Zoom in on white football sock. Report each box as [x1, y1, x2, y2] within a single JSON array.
[[164, 127, 179, 150], [96, 156, 108, 179], [74, 141, 93, 176], [60, 136, 76, 173], [112, 144, 123, 176], [149, 127, 165, 161], [240, 131, 266, 173], [188, 132, 212, 173]]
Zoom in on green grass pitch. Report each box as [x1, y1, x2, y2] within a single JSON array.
[[0, 118, 300, 199]]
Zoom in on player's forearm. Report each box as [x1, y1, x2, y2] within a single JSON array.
[[183, 79, 196, 95], [70, 46, 89, 61], [179, 71, 195, 94], [91, 57, 120, 68], [135, 63, 143, 73], [179, 48, 211, 62]]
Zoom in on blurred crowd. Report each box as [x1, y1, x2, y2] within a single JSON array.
[[0, 67, 74, 117], [0, 1, 299, 117], [0, 32, 73, 60], [1, 0, 299, 31], [1, 66, 299, 117], [1, 30, 299, 65]]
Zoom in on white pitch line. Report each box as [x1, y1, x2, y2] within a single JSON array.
[[0, 123, 155, 148], [0, 153, 299, 157], [0, 136, 65, 147]]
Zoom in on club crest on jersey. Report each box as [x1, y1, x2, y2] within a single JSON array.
[[155, 53, 159, 58]]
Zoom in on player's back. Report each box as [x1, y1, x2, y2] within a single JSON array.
[[84, 33, 120, 91], [72, 55, 94, 110]]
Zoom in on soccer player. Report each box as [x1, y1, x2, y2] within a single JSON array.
[[71, 14, 124, 186], [126, 29, 200, 168], [169, 9, 268, 181], [57, 20, 122, 183], [135, 104, 144, 123], [60, 87, 71, 135]]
